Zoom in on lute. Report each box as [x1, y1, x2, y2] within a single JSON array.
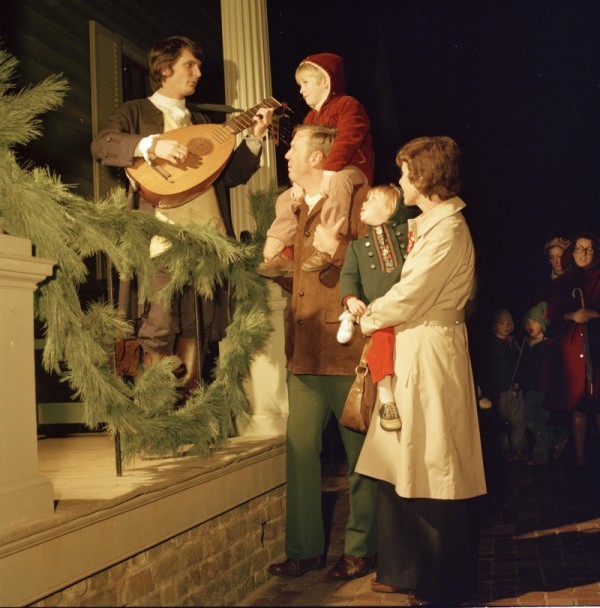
[[126, 97, 282, 209]]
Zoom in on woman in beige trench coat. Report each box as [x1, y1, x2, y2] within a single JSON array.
[[356, 136, 487, 604]]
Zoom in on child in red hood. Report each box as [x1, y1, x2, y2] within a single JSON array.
[[258, 53, 375, 277]]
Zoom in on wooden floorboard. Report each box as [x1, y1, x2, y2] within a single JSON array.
[[36, 433, 286, 502], [37, 433, 166, 500]]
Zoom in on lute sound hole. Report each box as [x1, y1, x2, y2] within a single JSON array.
[[189, 137, 214, 157]]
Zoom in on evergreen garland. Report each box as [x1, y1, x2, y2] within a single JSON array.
[[0, 48, 281, 461]]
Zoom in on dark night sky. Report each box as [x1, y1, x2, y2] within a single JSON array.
[[266, 0, 600, 320], [5, 0, 598, 324]]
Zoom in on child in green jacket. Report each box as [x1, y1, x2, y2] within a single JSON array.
[[339, 184, 416, 431]]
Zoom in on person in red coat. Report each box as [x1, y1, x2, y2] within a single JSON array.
[[258, 52, 375, 276], [544, 232, 600, 466]]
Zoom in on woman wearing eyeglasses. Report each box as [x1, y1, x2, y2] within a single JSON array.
[[544, 232, 600, 467]]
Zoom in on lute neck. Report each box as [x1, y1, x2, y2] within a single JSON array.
[[224, 97, 281, 134]]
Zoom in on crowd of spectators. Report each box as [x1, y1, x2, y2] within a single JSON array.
[[472, 234, 600, 474]]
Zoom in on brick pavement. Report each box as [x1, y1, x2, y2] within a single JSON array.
[[240, 443, 600, 607]]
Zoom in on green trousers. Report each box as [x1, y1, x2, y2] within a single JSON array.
[[284, 373, 378, 559]]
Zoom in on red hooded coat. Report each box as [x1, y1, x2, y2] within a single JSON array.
[[300, 53, 375, 183]]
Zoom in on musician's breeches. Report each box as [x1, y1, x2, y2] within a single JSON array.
[[138, 270, 198, 354]]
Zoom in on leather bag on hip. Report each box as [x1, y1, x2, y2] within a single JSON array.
[[340, 337, 377, 433]]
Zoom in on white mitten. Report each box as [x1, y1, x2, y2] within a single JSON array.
[[476, 385, 492, 410], [479, 397, 492, 410], [337, 310, 356, 344]]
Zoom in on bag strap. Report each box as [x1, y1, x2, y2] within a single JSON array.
[[510, 336, 526, 387], [361, 336, 372, 363]]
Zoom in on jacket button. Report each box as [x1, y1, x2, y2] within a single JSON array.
[[304, 231, 310, 237], [365, 241, 371, 247], [368, 251, 374, 257], [297, 319, 303, 325], [299, 291, 304, 297], [400, 243, 405, 248], [105, 136, 112, 142], [370, 264, 376, 269]]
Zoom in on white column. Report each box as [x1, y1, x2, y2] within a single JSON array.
[[221, 0, 289, 438], [0, 235, 55, 529], [220, 0, 278, 239], [239, 283, 289, 437]]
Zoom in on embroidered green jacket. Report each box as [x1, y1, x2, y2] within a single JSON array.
[[339, 202, 417, 306]]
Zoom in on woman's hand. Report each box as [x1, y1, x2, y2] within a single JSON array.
[[566, 308, 597, 323], [359, 313, 374, 337], [583, 308, 599, 322]]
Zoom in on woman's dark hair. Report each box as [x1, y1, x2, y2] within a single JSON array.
[[396, 136, 462, 200], [147, 36, 204, 91], [561, 232, 600, 273]]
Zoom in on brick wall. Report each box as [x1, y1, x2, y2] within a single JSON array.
[[32, 487, 286, 607]]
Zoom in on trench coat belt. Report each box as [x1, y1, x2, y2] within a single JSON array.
[[396, 308, 465, 332]]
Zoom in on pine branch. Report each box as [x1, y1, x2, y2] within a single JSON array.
[[0, 47, 280, 462], [0, 48, 69, 148]]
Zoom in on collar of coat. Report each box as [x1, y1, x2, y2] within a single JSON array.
[[407, 196, 466, 242]]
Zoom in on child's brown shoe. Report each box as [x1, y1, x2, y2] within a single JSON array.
[[301, 251, 331, 272], [380, 403, 402, 431], [257, 253, 294, 278]]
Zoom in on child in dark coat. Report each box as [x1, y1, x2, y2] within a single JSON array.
[[518, 302, 552, 464], [481, 309, 527, 461]]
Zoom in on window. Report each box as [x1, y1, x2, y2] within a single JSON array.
[[89, 20, 147, 202]]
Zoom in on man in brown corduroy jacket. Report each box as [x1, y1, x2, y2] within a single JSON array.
[[268, 124, 377, 581]]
